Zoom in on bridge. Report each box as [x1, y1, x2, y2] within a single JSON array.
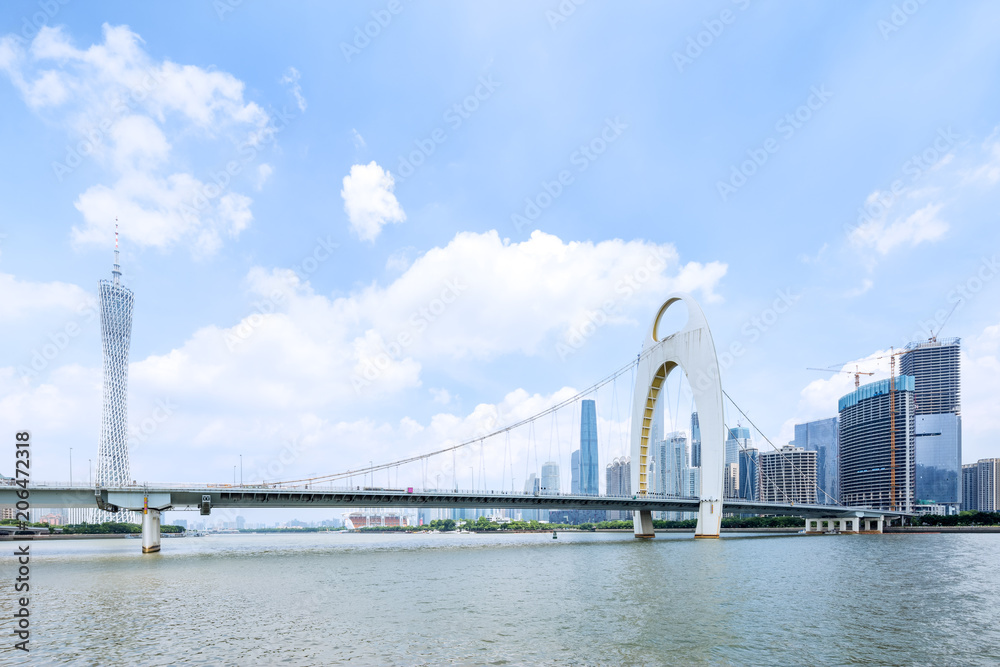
[[0, 293, 907, 553]]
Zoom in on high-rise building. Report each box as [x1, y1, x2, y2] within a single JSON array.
[[724, 463, 739, 499], [962, 463, 980, 511], [690, 412, 701, 468], [791, 417, 839, 505], [606, 457, 631, 519], [570, 449, 581, 495], [724, 427, 751, 497], [96, 226, 135, 523], [541, 461, 560, 496], [758, 445, 817, 504], [661, 432, 688, 496], [738, 447, 759, 502], [977, 459, 1000, 512], [902, 338, 962, 512], [522, 473, 540, 521], [838, 376, 916, 512], [580, 399, 599, 495]]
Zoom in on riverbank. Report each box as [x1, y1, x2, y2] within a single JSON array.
[[885, 526, 1000, 533]]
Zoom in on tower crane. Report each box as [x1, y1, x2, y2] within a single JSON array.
[[806, 365, 875, 389]]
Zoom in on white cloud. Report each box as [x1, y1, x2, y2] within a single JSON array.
[[850, 202, 948, 255], [255, 163, 273, 190], [0, 24, 273, 255], [281, 66, 306, 112], [351, 128, 366, 149], [341, 161, 406, 242], [0, 273, 93, 319], [844, 278, 874, 298]]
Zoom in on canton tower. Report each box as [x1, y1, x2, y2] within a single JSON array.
[[95, 222, 134, 522]]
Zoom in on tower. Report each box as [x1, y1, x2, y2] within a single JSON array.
[[580, 399, 599, 495], [96, 222, 135, 523]]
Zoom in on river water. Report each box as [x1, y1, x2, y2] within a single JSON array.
[[2, 531, 998, 666]]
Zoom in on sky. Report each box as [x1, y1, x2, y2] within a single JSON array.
[[1, 2, 999, 522]]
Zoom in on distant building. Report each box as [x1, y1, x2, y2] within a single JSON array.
[[962, 463, 979, 511], [759, 445, 817, 504], [541, 462, 560, 495], [236, 516, 245, 530], [724, 462, 739, 499], [570, 449, 581, 495], [523, 473, 540, 521], [345, 512, 409, 529], [974, 459, 1000, 512], [606, 457, 631, 520], [902, 338, 962, 512], [838, 376, 916, 512], [580, 400, 599, 495], [663, 432, 688, 497], [738, 448, 759, 502], [791, 417, 839, 505], [725, 427, 751, 498], [173, 519, 188, 529], [39, 513, 63, 526], [690, 412, 701, 468]]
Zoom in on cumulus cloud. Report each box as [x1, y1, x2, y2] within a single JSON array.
[[0, 273, 93, 319], [341, 161, 406, 242], [0, 24, 273, 255]]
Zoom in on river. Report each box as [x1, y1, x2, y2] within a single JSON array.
[[2, 531, 998, 665]]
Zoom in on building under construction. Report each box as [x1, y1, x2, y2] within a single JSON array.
[[838, 376, 916, 512]]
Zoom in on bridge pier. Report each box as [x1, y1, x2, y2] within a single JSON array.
[[633, 510, 655, 538], [141, 507, 161, 554]]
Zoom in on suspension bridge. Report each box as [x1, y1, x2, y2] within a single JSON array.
[[1, 293, 906, 553]]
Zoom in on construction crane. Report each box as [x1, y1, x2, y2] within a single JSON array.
[[807, 365, 875, 389]]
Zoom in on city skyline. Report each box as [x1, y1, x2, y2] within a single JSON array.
[[2, 6, 1000, 527]]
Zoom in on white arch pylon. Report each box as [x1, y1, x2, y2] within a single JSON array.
[[630, 293, 725, 538]]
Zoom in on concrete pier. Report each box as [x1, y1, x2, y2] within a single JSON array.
[[142, 508, 161, 553]]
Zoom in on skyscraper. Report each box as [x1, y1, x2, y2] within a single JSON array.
[[540, 461, 560, 496], [606, 457, 631, 519], [661, 431, 688, 496], [976, 458, 1000, 512], [738, 447, 759, 502], [962, 463, 979, 511], [759, 445, 817, 504], [901, 338, 962, 512], [791, 417, 839, 505], [725, 427, 751, 498], [838, 376, 916, 512], [96, 225, 135, 523], [690, 412, 701, 468], [580, 399, 599, 495], [570, 449, 581, 495]]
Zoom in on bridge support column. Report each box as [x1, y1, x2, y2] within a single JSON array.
[[694, 499, 721, 538], [633, 510, 655, 538], [141, 508, 161, 554]]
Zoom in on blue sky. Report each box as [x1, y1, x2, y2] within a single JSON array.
[[2, 1, 999, 516]]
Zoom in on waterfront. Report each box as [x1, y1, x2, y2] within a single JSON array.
[[2, 532, 998, 666]]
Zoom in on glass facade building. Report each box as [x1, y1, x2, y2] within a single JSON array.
[[838, 376, 916, 512], [914, 414, 962, 506], [738, 447, 759, 501], [690, 412, 701, 468], [580, 400, 599, 495], [791, 417, 839, 505], [901, 338, 962, 512]]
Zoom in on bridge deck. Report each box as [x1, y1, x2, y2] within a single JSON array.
[[0, 484, 905, 519]]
